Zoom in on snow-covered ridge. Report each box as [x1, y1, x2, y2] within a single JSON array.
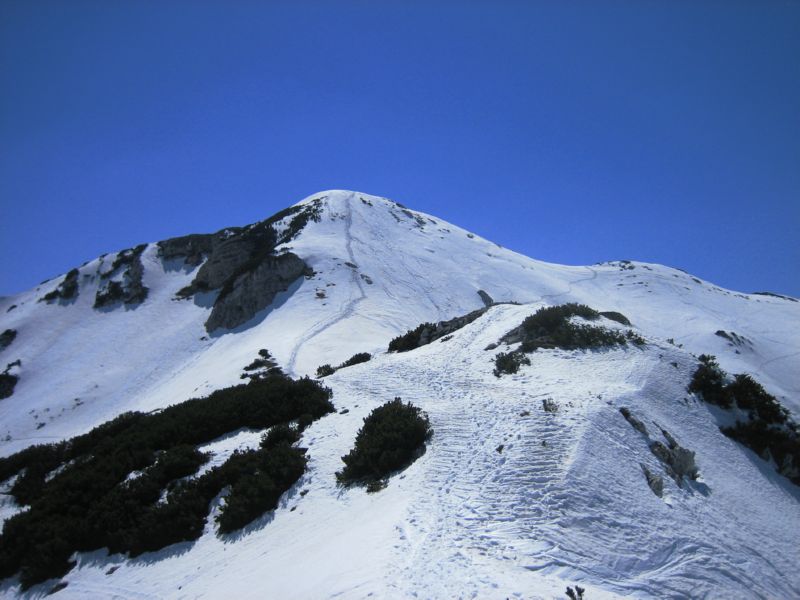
[[0, 189, 797, 449], [0, 190, 798, 598]]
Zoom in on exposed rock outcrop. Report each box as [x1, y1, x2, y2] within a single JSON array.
[[157, 233, 216, 266], [204, 252, 307, 332], [641, 463, 664, 497], [40, 268, 80, 304], [477, 290, 494, 307], [619, 406, 648, 435], [650, 429, 699, 486], [160, 200, 322, 332], [95, 244, 149, 308]]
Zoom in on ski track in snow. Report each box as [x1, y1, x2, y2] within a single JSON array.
[[285, 192, 368, 376]]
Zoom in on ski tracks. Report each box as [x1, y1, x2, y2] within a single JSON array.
[[286, 193, 368, 375], [387, 307, 590, 597]]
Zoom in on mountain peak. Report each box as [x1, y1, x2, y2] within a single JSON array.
[[1, 190, 799, 598]]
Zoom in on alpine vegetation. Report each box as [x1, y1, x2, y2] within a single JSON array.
[[337, 398, 432, 490], [0, 373, 333, 588], [494, 303, 644, 376], [688, 355, 798, 484]]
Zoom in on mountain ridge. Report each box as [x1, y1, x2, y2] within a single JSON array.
[[0, 190, 798, 598]]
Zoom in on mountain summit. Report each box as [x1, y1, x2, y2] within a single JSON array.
[[1, 191, 798, 598]]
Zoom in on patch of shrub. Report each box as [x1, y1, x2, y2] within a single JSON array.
[[339, 352, 372, 368], [519, 303, 599, 338], [688, 356, 798, 486], [725, 374, 788, 424], [544, 322, 631, 351], [600, 311, 631, 326], [337, 398, 432, 486], [0, 329, 17, 352], [388, 308, 489, 353], [721, 421, 799, 485], [261, 424, 301, 449], [217, 444, 306, 534], [0, 373, 17, 400], [507, 303, 643, 354], [687, 354, 729, 407], [625, 330, 646, 346], [0, 372, 334, 588], [316, 364, 335, 378], [493, 351, 530, 377], [316, 352, 373, 378], [389, 323, 434, 352], [493, 304, 643, 375]]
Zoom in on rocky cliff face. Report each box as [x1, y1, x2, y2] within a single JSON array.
[[204, 252, 308, 331], [159, 199, 322, 332]]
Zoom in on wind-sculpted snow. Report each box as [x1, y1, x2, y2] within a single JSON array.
[[0, 190, 798, 598]]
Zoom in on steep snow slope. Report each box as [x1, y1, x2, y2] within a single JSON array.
[[0, 190, 798, 598]]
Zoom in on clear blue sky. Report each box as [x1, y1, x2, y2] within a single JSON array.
[[1, 1, 798, 297]]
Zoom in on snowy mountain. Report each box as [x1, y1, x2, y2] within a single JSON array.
[[0, 190, 798, 599]]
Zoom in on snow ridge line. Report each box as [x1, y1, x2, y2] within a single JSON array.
[[285, 192, 368, 375]]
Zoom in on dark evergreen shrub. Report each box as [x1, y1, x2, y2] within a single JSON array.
[[388, 323, 433, 352], [0, 372, 334, 588], [600, 311, 631, 326], [688, 357, 799, 486], [0, 373, 17, 400], [316, 364, 335, 378], [337, 398, 432, 485], [261, 424, 301, 449], [625, 330, 646, 346], [511, 303, 642, 353], [726, 374, 788, 424], [721, 421, 799, 485], [217, 445, 306, 533], [520, 303, 599, 338], [493, 351, 531, 377], [339, 352, 372, 368], [687, 354, 730, 407], [0, 328, 17, 351]]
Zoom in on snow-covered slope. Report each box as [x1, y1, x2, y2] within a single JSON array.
[[1, 190, 798, 598]]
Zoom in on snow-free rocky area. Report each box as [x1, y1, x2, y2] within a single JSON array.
[[0, 190, 798, 598]]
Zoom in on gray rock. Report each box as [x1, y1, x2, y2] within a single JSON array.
[[41, 268, 80, 304], [542, 398, 558, 413], [191, 235, 265, 293], [641, 463, 664, 497], [477, 290, 494, 307], [94, 246, 149, 308], [650, 433, 699, 486], [205, 252, 307, 332], [619, 407, 648, 435], [157, 232, 216, 266]]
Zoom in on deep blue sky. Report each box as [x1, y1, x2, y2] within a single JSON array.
[[2, 1, 798, 297]]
